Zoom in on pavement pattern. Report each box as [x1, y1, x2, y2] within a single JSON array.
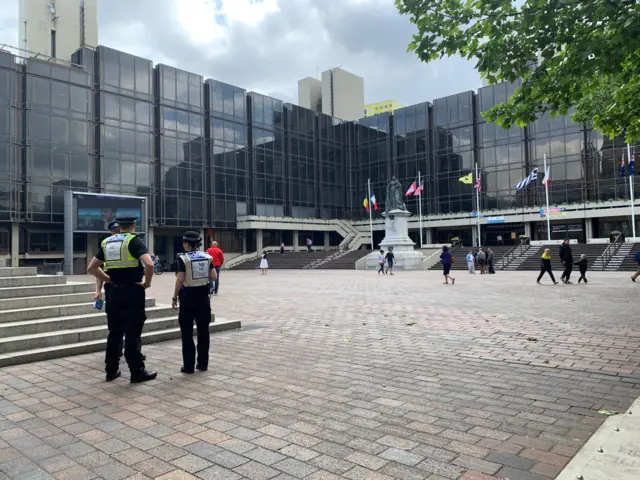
[[1, 269, 640, 480]]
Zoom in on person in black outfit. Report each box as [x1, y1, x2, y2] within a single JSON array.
[[574, 254, 588, 283], [385, 247, 395, 275], [559, 238, 573, 284], [87, 215, 156, 383], [172, 231, 217, 373]]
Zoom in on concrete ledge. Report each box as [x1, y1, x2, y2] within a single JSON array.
[[0, 282, 95, 299], [0, 267, 37, 277], [0, 318, 241, 367], [0, 275, 66, 288], [557, 397, 640, 480]]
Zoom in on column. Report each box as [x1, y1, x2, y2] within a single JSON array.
[[292, 230, 299, 251], [425, 227, 434, 245], [256, 229, 263, 252], [147, 227, 155, 254], [86, 234, 97, 267], [472, 227, 478, 247], [242, 232, 247, 254], [585, 218, 593, 242], [166, 237, 174, 269], [199, 229, 205, 251], [11, 222, 19, 267], [324, 231, 330, 249], [524, 222, 532, 239]]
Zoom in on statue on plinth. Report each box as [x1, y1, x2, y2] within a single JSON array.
[[385, 176, 407, 213]]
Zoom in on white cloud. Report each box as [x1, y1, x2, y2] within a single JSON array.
[[0, 0, 481, 109]]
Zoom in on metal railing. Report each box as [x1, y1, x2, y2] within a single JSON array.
[[498, 237, 531, 270], [598, 232, 622, 270]]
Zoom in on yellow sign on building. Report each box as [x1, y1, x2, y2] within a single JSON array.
[[364, 100, 403, 117]]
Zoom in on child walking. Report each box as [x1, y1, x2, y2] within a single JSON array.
[[537, 248, 558, 284], [465, 250, 475, 274], [377, 249, 386, 275], [259, 251, 269, 275], [574, 254, 588, 283]]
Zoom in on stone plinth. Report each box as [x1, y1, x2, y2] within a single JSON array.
[[365, 209, 424, 270]]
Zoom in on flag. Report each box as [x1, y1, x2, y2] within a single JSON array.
[[370, 194, 379, 210], [515, 168, 538, 190], [629, 154, 635, 177], [542, 165, 550, 187], [363, 197, 369, 213], [474, 177, 481, 192], [620, 153, 626, 178], [414, 182, 424, 196], [459, 173, 473, 184], [405, 181, 417, 196]]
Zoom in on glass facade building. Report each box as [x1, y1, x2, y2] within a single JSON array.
[[1, 43, 639, 266]]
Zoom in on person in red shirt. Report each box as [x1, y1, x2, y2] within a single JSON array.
[[205, 241, 225, 295]]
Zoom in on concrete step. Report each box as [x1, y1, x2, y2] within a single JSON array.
[[0, 282, 95, 300], [0, 292, 95, 311], [0, 318, 241, 367], [0, 301, 165, 337], [0, 267, 38, 277], [0, 297, 157, 324], [0, 275, 66, 288], [0, 307, 178, 353]]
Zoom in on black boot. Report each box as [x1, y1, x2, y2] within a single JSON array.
[[130, 370, 157, 383], [106, 370, 121, 382]]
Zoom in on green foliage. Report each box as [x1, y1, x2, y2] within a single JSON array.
[[396, 0, 640, 142]]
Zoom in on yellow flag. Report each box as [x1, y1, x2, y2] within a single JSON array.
[[459, 173, 473, 184]]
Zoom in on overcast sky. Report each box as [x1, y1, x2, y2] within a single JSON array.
[[0, 0, 482, 107]]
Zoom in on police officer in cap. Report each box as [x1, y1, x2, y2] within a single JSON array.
[[87, 214, 156, 382], [172, 231, 217, 373], [93, 220, 145, 362]]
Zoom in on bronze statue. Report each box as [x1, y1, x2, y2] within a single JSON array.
[[385, 176, 406, 212]]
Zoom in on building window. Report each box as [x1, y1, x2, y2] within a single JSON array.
[[50, 30, 56, 58]]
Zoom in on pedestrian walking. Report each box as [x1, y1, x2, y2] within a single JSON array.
[[574, 254, 588, 284], [537, 248, 558, 284], [476, 248, 486, 274], [497, 234, 504, 246], [377, 249, 386, 275], [385, 247, 395, 275], [280, 242, 285, 255], [632, 250, 640, 283], [487, 248, 495, 274], [559, 238, 573, 283], [205, 240, 224, 296], [260, 251, 269, 275], [440, 245, 455, 285], [306, 238, 313, 252], [172, 231, 216, 374], [465, 250, 475, 274], [87, 215, 156, 383]]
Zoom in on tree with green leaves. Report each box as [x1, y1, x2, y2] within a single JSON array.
[[395, 0, 640, 142]]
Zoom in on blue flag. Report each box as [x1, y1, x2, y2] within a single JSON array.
[[629, 155, 635, 177]]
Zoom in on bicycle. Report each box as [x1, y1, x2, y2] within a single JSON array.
[[154, 262, 164, 275]]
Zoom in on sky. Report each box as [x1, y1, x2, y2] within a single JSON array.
[[0, 0, 482, 108]]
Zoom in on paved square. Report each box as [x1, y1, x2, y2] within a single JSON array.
[[1, 269, 640, 479]]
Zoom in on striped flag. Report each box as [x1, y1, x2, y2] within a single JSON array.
[[515, 168, 538, 190], [405, 181, 417, 196], [474, 177, 481, 192], [629, 154, 635, 177], [414, 182, 424, 196], [542, 165, 550, 187]]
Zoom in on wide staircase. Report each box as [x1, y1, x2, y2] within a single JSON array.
[[315, 250, 369, 269], [231, 251, 329, 270], [515, 244, 609, 271], [615, 243, 640, 272], [0, 267, 240, 367], [428, 245, 513, 271]]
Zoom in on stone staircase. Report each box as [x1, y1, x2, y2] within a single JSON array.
[[0, 267, 241, 367], [601, 242, 633, 271]]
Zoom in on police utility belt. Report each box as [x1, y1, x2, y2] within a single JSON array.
[[179, 252, 212, 287]]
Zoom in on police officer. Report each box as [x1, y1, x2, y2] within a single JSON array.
[[87, 215, 156, 383], [93, 221, 146, 362], [172, 231, 217, 373]]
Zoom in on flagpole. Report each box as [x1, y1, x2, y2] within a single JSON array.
[[367, 178, 374, 249], [418, 171, 423, 248], [475, 162, 481, 247], [628, 143, 636, 239], [544, 154, 551, 243]]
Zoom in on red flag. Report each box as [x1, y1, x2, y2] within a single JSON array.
[[405, 181, 417, 196], [474, 177, 481, 192], [414, 182, 424, 196], [371, 194, 379, 210]]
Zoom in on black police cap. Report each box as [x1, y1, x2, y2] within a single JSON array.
[[115, 214, 137, 225], [182, 230, 201, 243], [108, 221, 119, 231]]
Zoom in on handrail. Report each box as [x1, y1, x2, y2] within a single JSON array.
[[600, 232, 622, 269], [498, 237, 530, 269]]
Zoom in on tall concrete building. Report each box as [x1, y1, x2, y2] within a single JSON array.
[[297, 67, 364, 121], [19, 0, 98, 60]]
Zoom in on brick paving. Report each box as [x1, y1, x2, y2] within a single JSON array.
[[1, 269, 640, 479]]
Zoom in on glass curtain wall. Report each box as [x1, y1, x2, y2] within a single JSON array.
[[318, 114, 345, 219], [95, 47, 154, 218], [155, 64, 205, 227], [206, 79, 247, 228], [284, 104, 316, 219], [249, 92, 284, 217], [433, 91, 475, 214], [24, 59, 93, 224], [393, 102, 431, 216], [0, 51, 19, 223], [357, 113, 391, 217], [476, 82, 526, 211]]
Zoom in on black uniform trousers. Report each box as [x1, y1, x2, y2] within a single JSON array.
[[105, 284, 146, 375], [104, 282, 142, 359], [561, 262, 573, 281], [178, 288, 211, 370]]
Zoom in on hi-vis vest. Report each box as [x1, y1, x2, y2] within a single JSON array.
[[179, 251, 212, 287], [101, 233, 139, 270]]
